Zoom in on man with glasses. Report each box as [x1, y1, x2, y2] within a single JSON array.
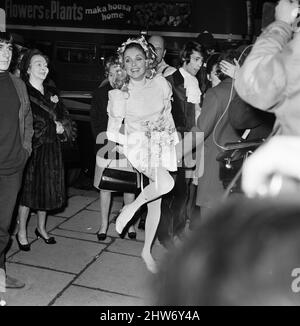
[[0, 32, 33, 300]]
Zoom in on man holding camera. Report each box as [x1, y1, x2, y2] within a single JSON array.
[[235, 0, 300, 136]]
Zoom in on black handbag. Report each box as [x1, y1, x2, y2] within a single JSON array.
[[216, 139, 265, 192], [98, 162, 140, 193]]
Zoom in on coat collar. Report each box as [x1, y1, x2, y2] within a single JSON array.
[[171, 69, 185, 87], [9, 73, 23, 102]]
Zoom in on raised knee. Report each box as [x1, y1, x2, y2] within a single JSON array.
[[157, 174, 174, 195]]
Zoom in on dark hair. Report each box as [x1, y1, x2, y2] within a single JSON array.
[[196, 32, 216, 51], [205, 53, 221, 76], [10, 46, 28, 75], [147, 42, 158, 69], [155, 197, 300, 305], [180, 41, 205, 66], [104, 54, 121, 77], [19, 48, 49, 83], [0, 32, 13, 44], [210, 49, 241, 82]]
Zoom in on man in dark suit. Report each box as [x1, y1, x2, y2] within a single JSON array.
[[158, 41, 205, 247]]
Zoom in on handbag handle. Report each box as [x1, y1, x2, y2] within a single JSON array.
[[104, 156, 141, 189]]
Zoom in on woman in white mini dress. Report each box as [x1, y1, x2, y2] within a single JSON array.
[[106, 36, 178, 273]]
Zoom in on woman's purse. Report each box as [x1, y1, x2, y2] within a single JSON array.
[[98, 158, 140, 193]]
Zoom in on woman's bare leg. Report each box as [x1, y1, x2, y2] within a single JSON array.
[[17, 205, 30, 244], [98, 190, 111, 234], [37, 210, 49, 238]]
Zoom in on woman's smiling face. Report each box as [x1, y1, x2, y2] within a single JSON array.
[[27, 55, 49, 82], [123, 46, 147, 81]]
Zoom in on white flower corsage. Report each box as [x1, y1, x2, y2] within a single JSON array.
[[50, 95, 59, 103]]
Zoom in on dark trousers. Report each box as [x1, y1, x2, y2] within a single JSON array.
[[0, 171, 23, 269], [158, 168, 190, 246]]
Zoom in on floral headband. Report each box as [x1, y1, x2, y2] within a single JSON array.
[[117, 35, 157, 68]]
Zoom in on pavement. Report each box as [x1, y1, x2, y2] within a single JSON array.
[[1, 187, 169, 306]]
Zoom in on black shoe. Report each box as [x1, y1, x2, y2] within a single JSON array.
[[16, 234, 31, 251], [97, 233, 107, 241], [35, 228, 56, 244], [138, 219, 145, 230], [128, 231, 136, 239], [6, 275, 25, 289], [119, 229, 127, 239]]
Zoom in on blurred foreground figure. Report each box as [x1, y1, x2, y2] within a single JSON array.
[[242, 136, 300, 198], [155, 197, 300, 305]]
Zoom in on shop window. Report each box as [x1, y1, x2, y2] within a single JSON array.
[[56, 42, 96, 64]]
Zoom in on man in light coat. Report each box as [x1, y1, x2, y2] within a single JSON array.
[[235, 0, 300, 136]]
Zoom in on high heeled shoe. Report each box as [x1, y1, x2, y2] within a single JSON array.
[[35, 228, 56, 244], [16, 234, 31, 251], [115, 204, 137, 235], [128, 231, 137, 239], [96, 233, 107, 241]]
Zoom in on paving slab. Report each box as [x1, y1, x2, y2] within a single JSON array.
[[6, 216, 64, 258], [68, 187, 99, 198], [107, 238, 144, 257], [9, 236, 105, 274], [74, 251, 153, 300], [58, 209, 103, 234], [86, 196, 123, 216], [2, 263, 74, 306], [107, 238, 168, 267], [27, 215, 65, 236], [50, 228, 109, 243], [54, 196, 98, 217], [54, 212, 143, 244], [53, 285, 147, 306]]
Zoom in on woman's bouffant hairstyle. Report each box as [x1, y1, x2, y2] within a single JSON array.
[[117, 35, 157, 69], [113, 35, 158, 90], [19, 48, 49, 83], [180, 41, 205, 66]]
